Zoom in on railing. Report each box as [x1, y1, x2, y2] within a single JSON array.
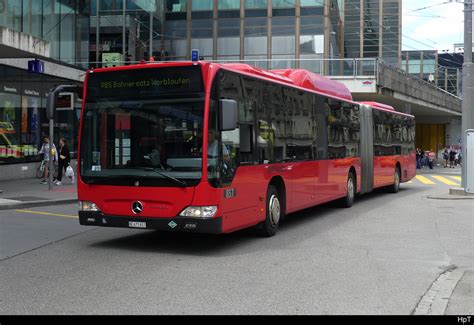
[[77, 58, 379, 78], [379, 61, 461, 100], [209, 58, 379, 78]]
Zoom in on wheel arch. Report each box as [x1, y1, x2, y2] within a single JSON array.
[[348, 166, 358, 194], [269, 176, 286, 216]]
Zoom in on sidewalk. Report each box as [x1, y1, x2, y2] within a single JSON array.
[[0, 177, 77, 210], [446, 270, 474, 315], [416, 163, 462, 175]]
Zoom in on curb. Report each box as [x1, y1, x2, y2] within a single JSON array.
[[413, 266, 465, 315], [427, 195, 474, 200], [0, 198, 78, 211]]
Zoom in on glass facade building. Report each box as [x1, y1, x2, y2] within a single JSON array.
[[91, 1, 403, 71], [0, 0, 90, 68], [343, 0, 401, 67], [0, 65, 82, 165], [91, 0, 343, 70], [0, 0, 88, 165], [90, 0, 163, 67]]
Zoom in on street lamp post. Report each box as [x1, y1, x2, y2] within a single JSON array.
[[462, 0, 473, 191]]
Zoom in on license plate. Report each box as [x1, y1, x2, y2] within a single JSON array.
[[129, 221, 147, 229]]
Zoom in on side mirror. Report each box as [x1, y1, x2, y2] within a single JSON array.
[[219, 99, 238, 131], [46, 85, 83, 120]]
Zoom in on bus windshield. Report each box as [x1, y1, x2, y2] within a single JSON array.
[[80, 66, 205, 187]]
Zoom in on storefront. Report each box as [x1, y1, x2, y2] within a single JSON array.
[[0, 64, 82, 166]]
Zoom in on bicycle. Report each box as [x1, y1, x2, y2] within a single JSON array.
[[37, 159, 57, 179]]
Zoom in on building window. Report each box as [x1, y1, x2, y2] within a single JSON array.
[[244, 17, 267, 57], [164, 20, 188, 59], [218, 0, 240, 9], [272, 17, 296, 56], [192, 0, 213, 11], [218, 18, 241, 57], [300, 0, 323, 6], [166, 0, 188, 12], [272, 0, 295, 8], [245, 0, 267, 9]]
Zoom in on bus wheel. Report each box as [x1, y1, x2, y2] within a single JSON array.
[[387, 167, 401, 193], [340, 172, 356, 208], [257, 185, 281, 237]]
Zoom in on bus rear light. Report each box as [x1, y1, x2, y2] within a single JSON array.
[[179, 206, 217, 219], [79, 201, 101, 212]]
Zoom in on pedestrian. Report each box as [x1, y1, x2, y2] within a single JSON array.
[[454, 151, 461, 166], [55, 138, 72, 186], [427, 149, 435, 170], [456, 151, 462, 167], [416, 148, 421, 169], [449, 149, 456, 168], [443, 148, 449, 168], [420, 150, 427, 168], [38, 136, 58, 184]]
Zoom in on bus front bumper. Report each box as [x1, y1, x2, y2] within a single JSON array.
[[79, 212, 222, 234]]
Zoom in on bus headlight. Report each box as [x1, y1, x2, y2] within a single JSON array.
[[179, 206, 218, 219], [79, 201, 101, 212]]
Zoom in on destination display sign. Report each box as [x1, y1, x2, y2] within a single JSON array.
[[86, 66, 204, 101]]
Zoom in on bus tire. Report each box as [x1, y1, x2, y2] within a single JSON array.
[[340, 172, 356, 208], [257, 185, 282, 237], [387, 166, 401, 193]]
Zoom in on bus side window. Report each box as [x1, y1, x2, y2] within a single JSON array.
[[239, 124, 253, 164]]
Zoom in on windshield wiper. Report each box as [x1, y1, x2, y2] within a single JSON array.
[[82, 174, 135, 185], [129, 167, 187, 187], [83, 169, 188, 187]]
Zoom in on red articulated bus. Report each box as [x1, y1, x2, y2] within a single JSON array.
[[77, 61, 416, 237]]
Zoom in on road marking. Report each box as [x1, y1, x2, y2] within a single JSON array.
[[450, 176, 462, 182], [431, 176, 460, 186], [415, 175, 436, 185], [15, 209, 78, 219]]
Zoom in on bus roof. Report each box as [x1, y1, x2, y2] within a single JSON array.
[[360, 101, 414, 118], [359, 101, 395, 111], [221, 63, 353, 101], [272, 69, 353, 101]]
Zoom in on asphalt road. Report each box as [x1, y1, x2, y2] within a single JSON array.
[[0, 169, 472, 315]]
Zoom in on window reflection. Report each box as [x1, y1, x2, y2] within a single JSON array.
[[327, 100, 360, 159], [192, 0, 213, 10], [373, 110, 415, 156]]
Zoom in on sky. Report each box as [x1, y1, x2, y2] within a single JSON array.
[[402, 0, 466, 53]]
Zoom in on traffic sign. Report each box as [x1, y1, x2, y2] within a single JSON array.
[[191, 49, 199, 62], [28, 59, 45, 74]]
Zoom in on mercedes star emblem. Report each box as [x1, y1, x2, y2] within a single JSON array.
[[132, 201, 144, 214]]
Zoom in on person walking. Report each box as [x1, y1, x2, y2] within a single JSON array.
[[456, 151, 462, 167], [55, 138, 71, 186], [420, 150, 427, 168], [443, 148, 449, 168], [427, 149, 435, 170], [38, 136, 58, 184], [449, 149, 456, 168], [416, 148, 422, 169]]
